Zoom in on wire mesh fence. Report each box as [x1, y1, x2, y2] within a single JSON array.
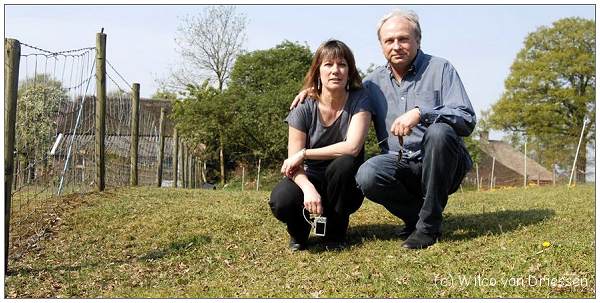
[[9, 43, 97, 260], [5, 37, 183, 266]]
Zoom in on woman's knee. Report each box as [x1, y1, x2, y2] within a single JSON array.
[[325, 155, 359, 180], [269, 179, 302, 222]]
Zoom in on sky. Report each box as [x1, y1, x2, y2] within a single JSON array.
[[3, 4, 596, 142]]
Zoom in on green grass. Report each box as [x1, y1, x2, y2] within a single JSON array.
[[5, 185, 595, 298]]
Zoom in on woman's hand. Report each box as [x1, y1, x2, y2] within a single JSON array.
[[280, 148, 305, 178], [303, 187, 322, 216]]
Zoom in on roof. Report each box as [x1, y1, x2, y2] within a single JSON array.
[[480, 140, 553, 181]]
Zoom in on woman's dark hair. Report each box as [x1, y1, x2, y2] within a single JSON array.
[[301, 39, 362, 99]]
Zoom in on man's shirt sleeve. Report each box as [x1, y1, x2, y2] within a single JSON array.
[[418, 62, 476, 137]]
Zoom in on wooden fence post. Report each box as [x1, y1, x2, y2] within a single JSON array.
[[241, 165, 245, 191], [256, 158, 261, 191], [95, 31, 106, 191], [188, 152, 193, 188], [198, 160, 202, 187], [194, 158, 202, 188], [490, 156, 495, 190], [129, 83, 140, 186], [173, 129, 178, 188], [523, 138, 527, 188], [156, 108, 165, 187], [190, 157, 196, 188], [186, 147, 190, 188], [4, 38, 20, 274], [13, 157, 19, 190], [186, 145, 190, 188], [182, 144, 187, 188], [475, 163, 480, 191]]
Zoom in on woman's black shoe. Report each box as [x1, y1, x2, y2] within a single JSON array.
[[289, 236, 307, 251], [287, 224, 309, 252]]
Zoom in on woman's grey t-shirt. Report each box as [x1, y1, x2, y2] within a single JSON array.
[[285, 88, 371, 175]]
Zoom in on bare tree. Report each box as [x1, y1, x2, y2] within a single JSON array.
[[165, 5, 247, 92]]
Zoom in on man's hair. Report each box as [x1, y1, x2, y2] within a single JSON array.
[[301, 39, 362, 99], [376, 9, 422, 44]]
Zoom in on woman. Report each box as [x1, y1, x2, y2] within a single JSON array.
[[269, 39, 372, 251]]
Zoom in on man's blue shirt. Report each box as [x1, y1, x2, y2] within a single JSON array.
[[363, 49, 476, 160]]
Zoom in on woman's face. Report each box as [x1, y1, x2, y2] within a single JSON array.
[[319, 55, 349, 92]]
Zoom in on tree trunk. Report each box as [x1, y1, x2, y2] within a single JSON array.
[[219, 129, 225, 187]]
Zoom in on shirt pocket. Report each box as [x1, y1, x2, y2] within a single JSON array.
[[415, 90, 441, 107]]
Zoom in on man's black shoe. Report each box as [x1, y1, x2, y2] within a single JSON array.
[[289, 236, 307, 251], [401, 230, 439, 249], [396, 226, 416, 240]]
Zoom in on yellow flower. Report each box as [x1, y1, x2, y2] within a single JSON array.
[[542, 241, 551, 248]]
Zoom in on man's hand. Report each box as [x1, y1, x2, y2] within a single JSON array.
[[390, 108, 420, 136], [303, 187, 322, 216], [280, 148, 305, 178], [289, 88, 314, 110]]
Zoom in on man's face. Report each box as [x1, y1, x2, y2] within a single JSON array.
[[379, 16, 420, 68]]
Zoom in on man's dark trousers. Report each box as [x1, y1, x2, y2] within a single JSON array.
[[355, 123, 472, 234]]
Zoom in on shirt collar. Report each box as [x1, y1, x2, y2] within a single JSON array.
[[386, 49, 424, 80]]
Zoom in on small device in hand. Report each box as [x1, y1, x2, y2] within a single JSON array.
[[314, 216, 327, 237], [302, 208, 327, 237], [397, 135, 403, 165]]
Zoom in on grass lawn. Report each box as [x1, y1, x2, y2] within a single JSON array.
[[4, 184, 595, 298]]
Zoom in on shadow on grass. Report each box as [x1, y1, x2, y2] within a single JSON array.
[[345, 208, 555, 247], [138, 234, 211, 261], [8, 234, 211, 276]]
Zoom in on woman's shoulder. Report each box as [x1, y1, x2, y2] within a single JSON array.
[[290, 96, 317, 116]]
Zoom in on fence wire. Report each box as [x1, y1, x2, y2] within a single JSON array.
[[8, 41, 177, 262]]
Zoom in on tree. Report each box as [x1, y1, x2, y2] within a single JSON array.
[[171, 41, 312, 186], [164, 5, 247, 92], [488, 17, 595, 182], [164, 5, 247, 184], [228, 41, 313, 167], [171, 81, 239, 186], [16, 74, 67, 183]]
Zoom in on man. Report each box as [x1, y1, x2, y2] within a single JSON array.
[[291, 9, 475, 250], [355, 9, 475, 249]]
